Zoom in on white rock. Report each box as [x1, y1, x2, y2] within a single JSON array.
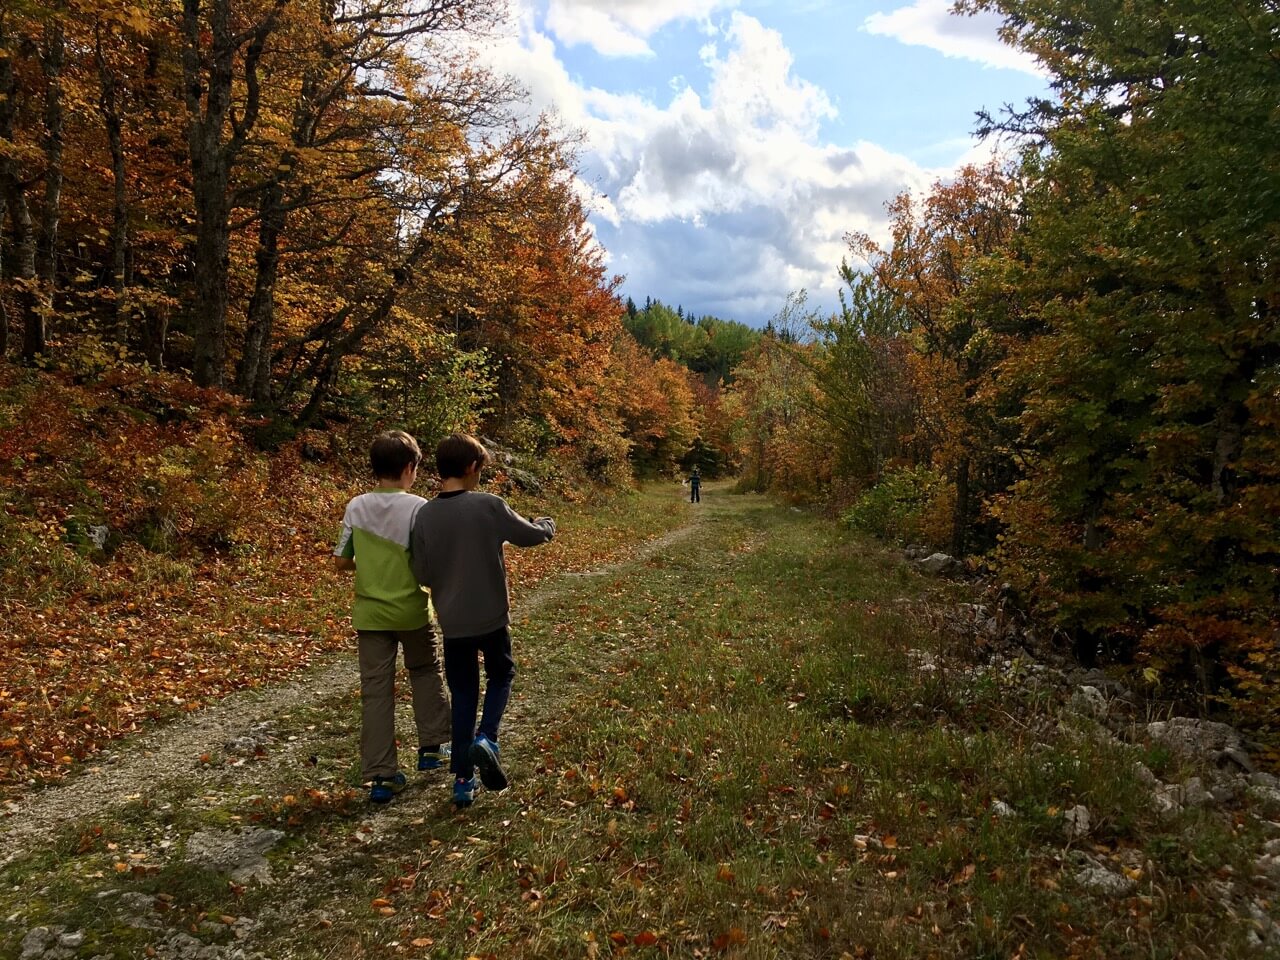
[[1151, 792, 1182, 821], [1147, 717, 1245, 761], [57, 931, 85, 949], [1248, 781, 1280, 808], [917, 552, 957, 575], [1131, 762, 1159, 787], [1064, 805, 1092, 840], [1070, 686, 1109, 719], [20, 927, 55, 960], [1075, 865, 1135, 895], [1256, 855, 1280, 879], [184, 828, 285, 884], [991, 800, 1016, 818]]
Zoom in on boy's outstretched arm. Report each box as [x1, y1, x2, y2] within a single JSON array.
[[497, 500, 555, 547]]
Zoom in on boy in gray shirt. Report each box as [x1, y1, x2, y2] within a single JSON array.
[[411, 434, 555, 808]]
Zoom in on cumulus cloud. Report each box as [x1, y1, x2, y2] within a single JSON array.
[[864, 0, 1042, 74], [544, 0, 738, 57], [473, 6, 966, 323]]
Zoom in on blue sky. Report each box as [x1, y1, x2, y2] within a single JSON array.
[[478, 0, 1049, 326]]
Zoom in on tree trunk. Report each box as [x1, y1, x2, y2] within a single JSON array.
[[10, 189, 41, 363], [0, 16, 41, 362], [950, 454, 970, 557], [188, 168, 231, 386], [37, 21, 65, 294], [96, 26, 130, 343], [182, 0, 233, 388], [142, 302, 169, 368], [237, 177, 284, 401], [181, 0, 284, 387]]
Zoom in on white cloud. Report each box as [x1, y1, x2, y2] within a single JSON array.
[[544, 0, 739, 57], [473, 6, 984, 324], [864, 0, 1042, 75]]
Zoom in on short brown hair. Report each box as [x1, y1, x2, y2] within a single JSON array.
[[369, 430, 421, 480], [435, 433, 488, 479]]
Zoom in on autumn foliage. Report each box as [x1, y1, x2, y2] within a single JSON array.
[[729, 0, 1280, 736], [0, 0, 707, 484]]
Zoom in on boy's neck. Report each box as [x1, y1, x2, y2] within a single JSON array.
[[377, 464, 417, 492], [439, 476, 478, 493], [439, 461, 482, 494]]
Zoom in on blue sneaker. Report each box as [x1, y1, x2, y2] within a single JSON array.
[[369, 771, 407, 804], [418, 744, 451, 772], [469, 734, 508, 791], [453, 776, 476, 808]]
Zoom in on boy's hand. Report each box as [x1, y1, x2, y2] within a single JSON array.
[[334, 557, 356, 572]]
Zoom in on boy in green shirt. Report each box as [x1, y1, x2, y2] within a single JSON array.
[[334, 431, 451, 803]]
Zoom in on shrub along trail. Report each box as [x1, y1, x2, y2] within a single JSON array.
[[3, 486, 1279, 959]]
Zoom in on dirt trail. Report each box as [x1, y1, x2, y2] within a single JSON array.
[[0, 518, 703, 866]]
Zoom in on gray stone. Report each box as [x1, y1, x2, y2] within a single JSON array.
[[1178, 777, 1212, 808], [1264, 838, 1280, 857], [1075, 865, 1135, 895], [917, 552, 957, 575], [20, 927, 56, 960], [991, 800, 1016, 818], [224, 736, 260, 756], [1211, 782, 1242, 805], [1150, 791, 1182, 821], [1070, 685, 1109, 720], [1064, 805, 1092, 840], [1131, 762, 1159, 787], [185, 828, 285, 884], [87, 525, 111, 550], [58, 931, 85, 949], [1147, 717, 1246, 762], [1216, 747, 1256, 775], [506, 467, 543, 495], [1247, 783, 1280, 817]]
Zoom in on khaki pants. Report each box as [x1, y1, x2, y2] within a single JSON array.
[[357, 626, 451, 779]]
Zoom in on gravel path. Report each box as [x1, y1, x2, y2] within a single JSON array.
[[0, 520, 701, 866]]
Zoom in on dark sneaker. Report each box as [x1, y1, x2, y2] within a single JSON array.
[[418, 744, 451, 772], [369, 771, 407, 804], [453, 776, 476, 808], [469, 734, 508, 791]]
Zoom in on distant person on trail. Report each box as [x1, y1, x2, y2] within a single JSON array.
[[410, 433, 556, 809], [333, 430, 452, 804], [689, 467, 702, 503]]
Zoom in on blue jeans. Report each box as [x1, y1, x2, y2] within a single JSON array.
[[443, 626, 515, 779]]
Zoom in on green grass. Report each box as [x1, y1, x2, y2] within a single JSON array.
[[2, 486, 1273, 958]]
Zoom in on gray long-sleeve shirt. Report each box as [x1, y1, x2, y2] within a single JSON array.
[[410, 490, 555, 639]]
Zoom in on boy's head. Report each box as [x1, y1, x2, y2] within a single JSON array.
[[370, 430, 422, 481], [436, 433, 489, 480]]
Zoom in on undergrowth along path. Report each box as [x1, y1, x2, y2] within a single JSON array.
[[3, 485, 1278, 960]]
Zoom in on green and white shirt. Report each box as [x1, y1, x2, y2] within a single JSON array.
[[334, 489, 432, 631]]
